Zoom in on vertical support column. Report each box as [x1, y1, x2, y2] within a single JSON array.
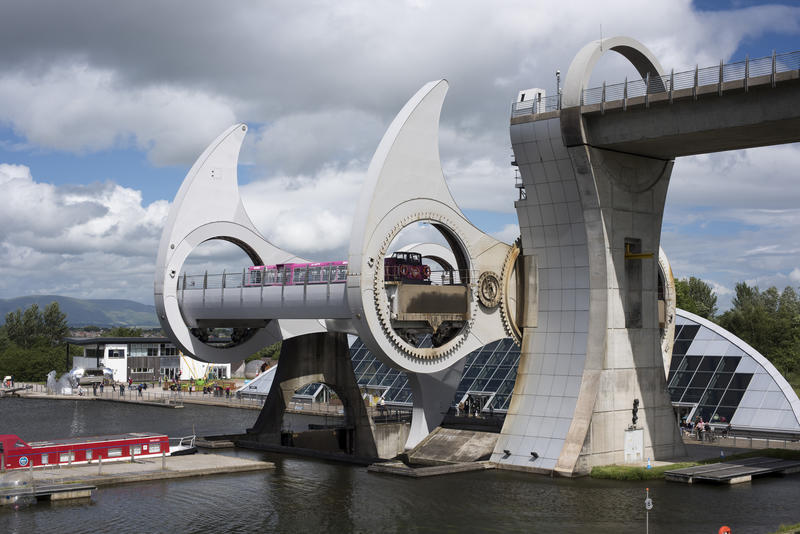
[[498, 105, 684, 475], [246, 332, 380, 458]]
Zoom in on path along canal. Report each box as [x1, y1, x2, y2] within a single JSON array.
[[1, 398, 798, 533]]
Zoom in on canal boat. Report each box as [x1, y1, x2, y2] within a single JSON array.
[[0, 432, 196, 470]]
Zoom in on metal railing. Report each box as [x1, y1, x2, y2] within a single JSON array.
[[177, 268, 474, 290], [511, 49, 800, 117]]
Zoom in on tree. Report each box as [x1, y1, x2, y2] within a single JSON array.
[[42, 302, 69, 346], [718, 283, 800, 378], [675, 276, 718, 319], [5, 309, 23, 346], [106, 326, 144, 337], [246, 341, 282, 362], [4, 302, 70, 348]]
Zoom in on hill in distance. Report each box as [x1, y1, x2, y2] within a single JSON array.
[[0, 295, 159, 328]]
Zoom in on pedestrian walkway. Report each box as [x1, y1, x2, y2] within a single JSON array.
[[16, 382, 266, 410]]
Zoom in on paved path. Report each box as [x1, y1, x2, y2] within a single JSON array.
[[8, 453, 273, 488]]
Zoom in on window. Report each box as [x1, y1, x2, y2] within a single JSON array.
[[336, 265, 347, 281], [130, 445, 142, 456], [308, 267, 321, 283], [59, 452, 75, 462], [41, 453, 49, 464], [624, 238, 643, 328], [249, 270, 262, 285], [150, 443, 160, 454], [86, 450, 93, 461], [107, 448, 122, 458], [160, 344, 177, 356], [108, 349, 125, 359]]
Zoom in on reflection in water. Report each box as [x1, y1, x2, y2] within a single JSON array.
[[0, 398, 798, 534], [69, 401, 86, 437]]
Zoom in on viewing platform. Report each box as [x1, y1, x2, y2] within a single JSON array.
[[665, 456, 800, 485]]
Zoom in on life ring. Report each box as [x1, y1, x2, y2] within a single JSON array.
[[399, 265, 410, 277], [422, 265, 431, 278], [411, 265, 420, 278]]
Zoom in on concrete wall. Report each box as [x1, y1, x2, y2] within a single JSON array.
[[494, 110, 684, 476], [373, 422, 411, 459]]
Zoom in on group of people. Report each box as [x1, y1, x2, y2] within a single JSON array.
[[681, 416, 732, 442], [457, 395, 491, 417]]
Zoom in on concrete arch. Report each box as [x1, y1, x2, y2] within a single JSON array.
[[562, 36, 666, 108]]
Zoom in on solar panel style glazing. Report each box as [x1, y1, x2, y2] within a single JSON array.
[[305, 311, 799, 431], [664, 314, 800, 432], [348, 336, 521, 412]]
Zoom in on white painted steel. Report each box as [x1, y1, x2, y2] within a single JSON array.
[[347, 80, 511, 376], [562, 36, 665, 109], [154, 124, 325, 364]]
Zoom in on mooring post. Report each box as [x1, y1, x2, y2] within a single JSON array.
[[98, 456, 102, 475], [162, 451, 166, 471]]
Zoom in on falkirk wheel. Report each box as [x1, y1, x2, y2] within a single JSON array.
[[156, 37, 687, 476]]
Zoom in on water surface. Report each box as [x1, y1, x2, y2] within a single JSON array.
[[1, 398, 797, 533]]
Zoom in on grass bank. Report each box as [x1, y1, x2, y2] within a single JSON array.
[[771, 523, 800, 534], [590, 448, 800, 481]]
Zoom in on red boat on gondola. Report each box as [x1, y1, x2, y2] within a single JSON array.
[[0, 432, 196, 470]]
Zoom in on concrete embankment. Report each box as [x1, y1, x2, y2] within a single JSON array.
[[19, 453, 274, 488]]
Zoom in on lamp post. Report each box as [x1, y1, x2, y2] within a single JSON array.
[[556, 70, 561, 109]]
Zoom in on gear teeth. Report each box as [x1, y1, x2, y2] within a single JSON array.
[[371, 212, 476, 362], [499, 237, 522, 346]]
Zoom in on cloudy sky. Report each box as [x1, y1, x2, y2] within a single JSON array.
[[0, 0, 799, 310]]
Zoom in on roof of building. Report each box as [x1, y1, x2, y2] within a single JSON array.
[[64, 337, 173, 345]]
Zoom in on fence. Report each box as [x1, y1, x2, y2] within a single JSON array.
[[511, 49, 800, 117], [18, 382, 267, 409], [177, 268, 474, 290]]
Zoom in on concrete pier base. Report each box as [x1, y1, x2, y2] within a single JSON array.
[[247, 332, 379, 458]]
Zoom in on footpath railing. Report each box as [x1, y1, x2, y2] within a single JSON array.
[[177, 268, 471, 290], [511, 49, 800, 117], [18, 382, 268, 409]]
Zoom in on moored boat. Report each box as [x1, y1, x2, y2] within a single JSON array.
[[0, 432, 196, 470]]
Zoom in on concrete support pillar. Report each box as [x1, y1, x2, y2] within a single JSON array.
[[248, 332, 378, 458], [493, 35, 686, 476], [493, 112, 685, 475], [405, 357, 466, 449]]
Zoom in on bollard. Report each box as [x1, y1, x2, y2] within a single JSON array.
[[162, 451, 166, 470], [98, 456, 102, 475]]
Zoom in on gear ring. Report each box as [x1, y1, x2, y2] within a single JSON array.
[[371, 212, 477, 362], [477, 271, 501, 308], [499, 237, 522, 345]]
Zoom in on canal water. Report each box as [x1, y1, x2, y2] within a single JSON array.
[[1, 398, 797, 533]]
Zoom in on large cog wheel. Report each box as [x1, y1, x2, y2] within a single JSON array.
[[371, 212, 477, 362], [499, 237, 523, 345]]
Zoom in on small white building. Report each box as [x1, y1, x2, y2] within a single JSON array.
[[66, 337, 230, 384]]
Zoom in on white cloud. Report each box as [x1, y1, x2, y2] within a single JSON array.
[[0, 164, 168, 301], [240, 167, 364, 256], [0, 0, 798, 306], [0, 64, 237, 166], [491, 223, 521, 245]]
